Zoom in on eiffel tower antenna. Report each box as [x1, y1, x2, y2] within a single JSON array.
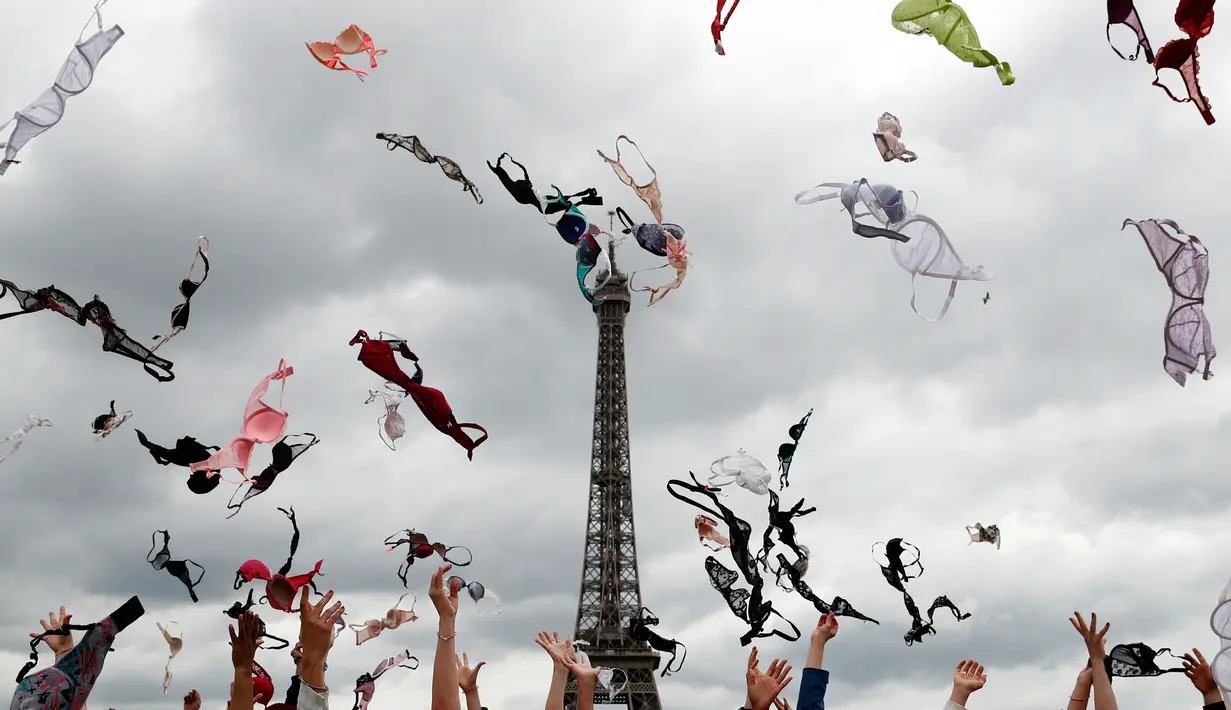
[[565, 212, 659, 710]]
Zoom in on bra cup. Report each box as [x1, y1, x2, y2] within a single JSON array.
[[306, 41, 335, 63], [239, 559, 272, 583], [334, 26, 364, 53], [891, 220, 942, 273], [635, 224, 670, 256], [268, 577, 294, 609], [556, 213, 587, 244], [245, 409, 288, 443], [385, 410, 406, 441], [268, 442, 293, 470], [186, 470, 222, 495]]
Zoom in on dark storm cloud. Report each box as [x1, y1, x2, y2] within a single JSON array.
[[2, 2, 1231, 710]]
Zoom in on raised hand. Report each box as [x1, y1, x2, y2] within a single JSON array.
[[535, 631, 576, 667], [31, 606, 74, 656], [229, 611, 262, 670], [430, 564, 460, 621], [1076, 661, 1094, 690], [952, 660, 987, 693], [1183, 648, 1220, 699], [182, 690, 201, 710], [772, 698, 792, 710], [1069, 612, 1110, 659], [299, 587, 344, 659], [564, 652, 601, 683], [811, 612, 839, 645], [745, 647, 794, 710], [457, 652, 487, 693]]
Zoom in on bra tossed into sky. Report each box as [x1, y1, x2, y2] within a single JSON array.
[[189, 359, 293, 476], [0, 0, 123, 176], [796, 179, 992, 321]]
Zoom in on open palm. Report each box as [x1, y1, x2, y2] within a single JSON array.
[[746, 648, 793, 710], [456, 652, 486, 692], [953, 660, 987, 692], [32, 607, 74, 655], [535, 631, 575, 666]]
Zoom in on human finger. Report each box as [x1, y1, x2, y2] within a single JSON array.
[[313, 590, 335, 615], [1195, 648, 1209, 665]]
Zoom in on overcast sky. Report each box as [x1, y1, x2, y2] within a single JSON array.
[[1, 0, 1228, 709]]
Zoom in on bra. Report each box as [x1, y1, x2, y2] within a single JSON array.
[[189, 360, 293, 475]]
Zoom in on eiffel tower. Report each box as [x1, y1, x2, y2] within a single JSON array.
[[564, 216, 662, 710]]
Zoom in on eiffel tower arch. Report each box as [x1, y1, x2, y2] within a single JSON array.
[[564, 231, 662, 710]]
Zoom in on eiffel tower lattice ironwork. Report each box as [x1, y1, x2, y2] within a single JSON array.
[[564, 217, 662, 710]]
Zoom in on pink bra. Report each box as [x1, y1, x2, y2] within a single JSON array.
[[189, 360, 293, 477], [306, 24, 386, 80]]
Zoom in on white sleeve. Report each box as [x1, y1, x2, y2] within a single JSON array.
[[295, 679, 330, 710]]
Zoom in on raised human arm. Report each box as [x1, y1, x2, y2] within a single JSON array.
[[1184, 648, 1226, 709], [535, 632, 574, 710], [564, 651, 601, 710], [946, 660, 986, 709], [296, 585, 344, 710], [1070, 612, 1117, 710], [431, 564, 462, 710], [797, 613, 837, 710], [228, 612, 261, 710], [746, 647, 794, 710], [457, 652, 487, 710], [1067, 663, 1093, 710]]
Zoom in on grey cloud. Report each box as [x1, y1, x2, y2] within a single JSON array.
[[3, 2, 1231, 710]]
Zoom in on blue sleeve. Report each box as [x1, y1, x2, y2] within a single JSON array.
[[796, 668, 830, 710]]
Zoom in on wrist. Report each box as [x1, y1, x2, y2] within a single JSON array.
[[948, 688, 971, 707], [464, 688, 480, 697], [1203, 690, 1224, 705], [438, 619, 456, 636]]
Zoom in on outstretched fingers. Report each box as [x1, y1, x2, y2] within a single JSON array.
[[312, 590, 336, 617]]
